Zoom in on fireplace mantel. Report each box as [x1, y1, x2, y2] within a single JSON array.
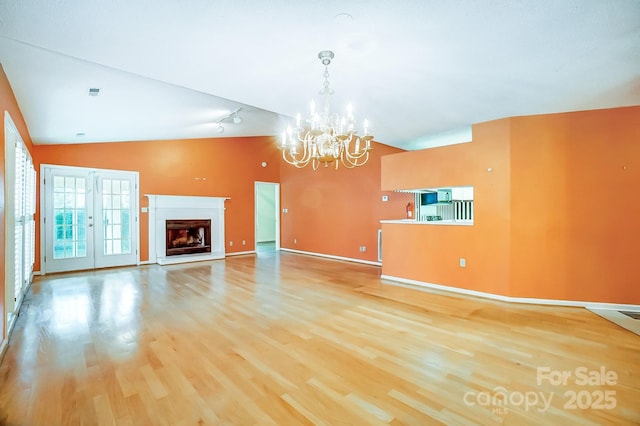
[[146, 194, 229, 265]]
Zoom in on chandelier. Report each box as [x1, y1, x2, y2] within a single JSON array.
[[280, 50, 373, 170]]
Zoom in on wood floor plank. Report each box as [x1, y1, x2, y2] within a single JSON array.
[[0, 251, 639, 424]]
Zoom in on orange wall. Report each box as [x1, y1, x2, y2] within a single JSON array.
[[381, 118, 512, 296], [1, 65, 35, 342], [381, 106, 640, 304], [509, 107, 640, 302], [280, 141, 411, 262], [33, 136, 281, 268]]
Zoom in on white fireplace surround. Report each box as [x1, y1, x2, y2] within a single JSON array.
[[146, 195, 228, 265]]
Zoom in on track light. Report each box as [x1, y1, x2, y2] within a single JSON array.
[[213, 108, 242, 134]]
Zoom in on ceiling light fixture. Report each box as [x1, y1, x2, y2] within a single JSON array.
[[280, 50, 373, 170], [213, 108, 242, 135]]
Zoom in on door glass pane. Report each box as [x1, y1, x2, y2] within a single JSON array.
[[65, 177, 75, 191], [54, 193, 64, 208], [52, 176, 88, 259], [102, 178, 132, 255], [65, 194, 74, 208], [54, 176, 64, 191]]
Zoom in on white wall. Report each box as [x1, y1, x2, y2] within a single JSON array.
[[256, 183, 276, 242]]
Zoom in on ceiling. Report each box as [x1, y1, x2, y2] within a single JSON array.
[[0, 1, 639, 150]]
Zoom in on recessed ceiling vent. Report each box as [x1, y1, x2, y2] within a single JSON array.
[[88, 88, 101, 96]]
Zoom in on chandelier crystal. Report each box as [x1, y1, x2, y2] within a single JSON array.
[[280, 50, 373, 170]]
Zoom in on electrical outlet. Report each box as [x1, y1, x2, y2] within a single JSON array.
[[242, 240, 246, 245], [459, 257, 466, 268], [293, 238, 297, 245], [229, 241, 233, 247]]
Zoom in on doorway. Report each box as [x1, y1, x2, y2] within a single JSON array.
[[254, 182, 280, 253], [41, 165, 140, 274]]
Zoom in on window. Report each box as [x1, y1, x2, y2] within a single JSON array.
[[5, 111, 36, 328]]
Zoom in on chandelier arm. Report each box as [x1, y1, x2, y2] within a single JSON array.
[[339, 156, 356, 168], [340, 154, 358, 168], [341, 143, 371, 167], [343, 154, 369, 169], [344, 149, 369, 161], [281, 149, 302, 166], [282, 140, 314, 168]]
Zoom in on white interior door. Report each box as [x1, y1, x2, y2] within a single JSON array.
[[42, 165, 139, 273]]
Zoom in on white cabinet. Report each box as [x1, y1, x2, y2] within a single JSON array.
[[452, 186, 473, 200]]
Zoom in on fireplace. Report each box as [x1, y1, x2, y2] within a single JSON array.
[[146, 194, 228, 265], [166, 219, 211, 256]]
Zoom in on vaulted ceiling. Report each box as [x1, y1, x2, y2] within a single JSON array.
[[1, 0, 639, 150]]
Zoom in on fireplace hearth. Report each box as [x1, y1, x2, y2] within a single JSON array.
[[166, 219, 211, 256]]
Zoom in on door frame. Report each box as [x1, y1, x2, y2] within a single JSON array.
[[39, 164, 140, 275], [254, 181, 280, 251]]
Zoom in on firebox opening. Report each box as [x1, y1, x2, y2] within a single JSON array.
[[166, 219, 212, 256]]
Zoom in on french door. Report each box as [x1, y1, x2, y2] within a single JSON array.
[[42, 165, 139, 274]]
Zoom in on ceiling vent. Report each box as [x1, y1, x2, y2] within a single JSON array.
[[88, 88, 101, 96]]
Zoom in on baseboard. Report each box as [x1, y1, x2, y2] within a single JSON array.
[[1, 283, 29, 366], [226, 250, 256, 257], [0, 338, 7, 365], [281, 248, 382, 266], [380, 275, 640, 311]]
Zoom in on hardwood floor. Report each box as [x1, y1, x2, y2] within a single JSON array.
[[1, 251, 639, 425]]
